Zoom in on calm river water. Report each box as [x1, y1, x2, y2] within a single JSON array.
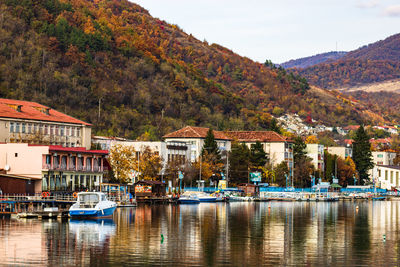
[[1, 201, 400, 266]]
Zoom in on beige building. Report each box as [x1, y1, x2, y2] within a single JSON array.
[[225, 131, 294, 178], [326, 146, 352, 159], [0, 98, 91, 149], [372, 151, 396, 166], [306, 144, 324, 172]]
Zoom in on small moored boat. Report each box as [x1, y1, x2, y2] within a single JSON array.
[[69, 192, 117, 218], [178, 194, 200, 204]]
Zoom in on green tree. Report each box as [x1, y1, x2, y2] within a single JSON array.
[[293, 136, 306, 163], [250, 141, 267, 169], [274, 161, 289, 187], [229, 143, 250, 185], [352, 125, 373, 184], [202, 128, 221, 162]]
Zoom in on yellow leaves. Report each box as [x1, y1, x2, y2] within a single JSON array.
[[305, 135, 319, 144], [193, 152, 224, 181], [83, 19, 96, 34], [138, 147, 163, 181], [109, 144, 138, 184]]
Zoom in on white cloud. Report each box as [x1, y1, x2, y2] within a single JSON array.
[[357, 0, 379, 8], [383, 5, 400, 16]]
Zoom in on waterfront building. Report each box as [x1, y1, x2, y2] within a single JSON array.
[[163, 126, 231, 162], [0, 143, 108, 194], [225, 131, 294, 178], [373, 165, 400, 190], [306, 144, 325, 173], [326, 146, 352, 159], [0, 98, 92, 149]]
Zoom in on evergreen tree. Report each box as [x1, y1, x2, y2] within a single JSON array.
[[293, 136, 306, 163], [250, 141, 268, 169], [352, 125, 373, 184], [202, 128, 221, 162], [229, 143, 250, 185]]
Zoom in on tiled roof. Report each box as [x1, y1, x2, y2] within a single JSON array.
[[163, 126, 232, 140], [226, 131, 292, 143], [0, 98, 91, 126], [343, 125, 360, 131], [48, 145, 108, 155]]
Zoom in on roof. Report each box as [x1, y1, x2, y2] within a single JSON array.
[[0, 98, 91, 126], [0, 173, 42, 180], [378, 165, 400, 170], [163, 126, 231, 140], [135, 180, 166, 185], [226, 131, 292, 143], [48, 145, 108, 155], [343, 125, 360, 131]]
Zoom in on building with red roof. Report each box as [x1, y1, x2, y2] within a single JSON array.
[[226, 131, 294, 178], [0, 98, 92, 149], [0, 143, 108, 194]]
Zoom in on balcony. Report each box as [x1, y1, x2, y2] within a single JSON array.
[[42, 163, 104, 172]]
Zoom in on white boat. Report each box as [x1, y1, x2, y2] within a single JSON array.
[[69, 192, 117, 218], [178, 194, 200, 204], [196, 192, 217, 202]]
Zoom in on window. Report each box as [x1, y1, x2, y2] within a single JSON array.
[[27, 123, 32, 134], [15, 123, 20, 133], [39, 124, 43, 134], [55, 126, 59, 135], [385, 170, 388, 180], [22, 123, 26, 133], [50, 125, 54, 135], [66, 127, 70, 136], [10, 122, 14, 133], [377, 154, 383, 158], [391, 171, 394, 184], [34, 124, 38, 133], [71, 127, 75, 137], [60, 126, 65, 136], [15, 153, 18, 157], [44, 125, 49, 135], [77, 128, 81, 137]]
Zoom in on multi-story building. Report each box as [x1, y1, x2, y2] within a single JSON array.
[[0, 143, 108, 194], [163, 126, 232, 162], [225, 131, 294, 178], [372, 151, 397, 166], [0, 98, 92, 149], [306, 144, 324, 173], [373, 165, 400, 190], [326, 146, 352, 159]]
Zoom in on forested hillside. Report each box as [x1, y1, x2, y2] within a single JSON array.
[[294, 33, 400, 88], [0, 0, 382, 139], [281, 51, 347, 69]]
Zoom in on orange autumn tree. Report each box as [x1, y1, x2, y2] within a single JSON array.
[[138, 146, 163, 181]]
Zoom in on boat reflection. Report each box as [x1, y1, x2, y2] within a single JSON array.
[[69, 218, 116, 246]]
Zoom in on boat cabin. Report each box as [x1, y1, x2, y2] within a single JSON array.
[[77, 192, 106, 208]]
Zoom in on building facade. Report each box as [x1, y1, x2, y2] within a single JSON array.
[[373, 165, 400, 190], [0, 98, 91, 149], [372, 151, 397, 166], [163, 126, 231, 162], [0, 143, 108, 193], [306, 144, 325, 173], [326, 146, 352, 159], [225, 131, 294, 179]]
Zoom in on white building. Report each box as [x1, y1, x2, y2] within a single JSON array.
[[372, 165, 400, 190], [163, 126, 231, 162]]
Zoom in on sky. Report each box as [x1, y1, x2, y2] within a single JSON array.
[[131, 0, 400, 64]]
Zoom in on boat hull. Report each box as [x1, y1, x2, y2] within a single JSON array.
[[198, 197, 217, 202], [69, 206, 116, 218], [178, 199, 200, 204]]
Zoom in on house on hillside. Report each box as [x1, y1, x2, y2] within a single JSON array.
[[0, 98, 92, 149]]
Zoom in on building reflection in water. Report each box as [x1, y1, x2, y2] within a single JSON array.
[[3, 201, 400, 266]]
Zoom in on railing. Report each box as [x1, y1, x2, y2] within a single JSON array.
[[42, 165, 104, 172], [0, 193, 130, 203]]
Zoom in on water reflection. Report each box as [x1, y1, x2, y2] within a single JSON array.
[[2, 202, 400, 266]]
